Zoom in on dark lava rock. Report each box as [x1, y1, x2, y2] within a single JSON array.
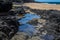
[[30, 9, 60, 40]]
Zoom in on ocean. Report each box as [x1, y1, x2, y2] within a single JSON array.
[[34, 2, 60, 4], [43, 2, 60, 4], [35, 0, 60, 4]]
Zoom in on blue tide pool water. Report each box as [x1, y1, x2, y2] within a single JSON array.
[[18, 13, 40, 36], [19, 24, 38, 36], [18, 13, 40, 24], [43, 34, 54, 40]]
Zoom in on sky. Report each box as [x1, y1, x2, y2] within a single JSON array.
[[35, 0, 60, 2]]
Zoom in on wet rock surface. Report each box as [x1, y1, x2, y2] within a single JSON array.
[[30, 9, 60, 40], [11, 9, 60, 40]]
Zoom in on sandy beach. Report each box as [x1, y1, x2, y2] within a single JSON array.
[[23, 3, 60, 10]]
